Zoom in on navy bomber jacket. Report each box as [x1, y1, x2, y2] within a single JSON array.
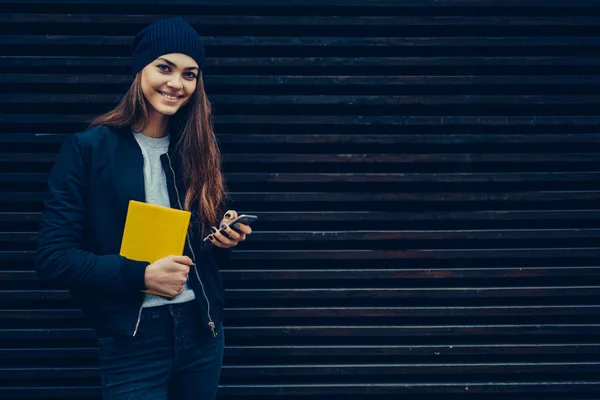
[[36, 124, 230, 337]]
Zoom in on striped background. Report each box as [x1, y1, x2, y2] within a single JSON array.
[[1, 1, 600, 399]]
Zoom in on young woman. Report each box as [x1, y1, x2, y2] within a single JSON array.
[[35, 17, 251, 399]]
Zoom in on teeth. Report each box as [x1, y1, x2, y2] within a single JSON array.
[[159, 92, 178, 101]]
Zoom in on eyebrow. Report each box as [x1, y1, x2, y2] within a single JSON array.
[[157, 57, 199, 71]]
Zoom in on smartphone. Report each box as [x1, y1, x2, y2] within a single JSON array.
[[203, 214, 258, 242]]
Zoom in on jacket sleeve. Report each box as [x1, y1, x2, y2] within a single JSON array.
[[35, 134, 148, 293]]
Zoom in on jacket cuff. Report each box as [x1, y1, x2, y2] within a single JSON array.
[[120, 257, 149, 291]]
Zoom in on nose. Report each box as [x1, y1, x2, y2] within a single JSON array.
[[166, 77, 183, 91]]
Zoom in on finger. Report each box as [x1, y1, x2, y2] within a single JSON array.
[[220, 210, 238, 225], [208, 234, 227, 248], [171, 255, 194, 266], [210, 226, 236, 246], [220, 223, 242, 240], [232, 223, 252, 235], [171, 262, 190, 273], [179, 268, 189, 279]]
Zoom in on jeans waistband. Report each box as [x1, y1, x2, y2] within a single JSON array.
[[139, 299, 198, 322]]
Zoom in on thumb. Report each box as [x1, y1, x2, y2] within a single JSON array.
[[223, 210, 238, 223]]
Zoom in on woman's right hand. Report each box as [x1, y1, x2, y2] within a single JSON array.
[[144, 255, 194, 297]]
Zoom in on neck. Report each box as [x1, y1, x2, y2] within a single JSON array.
[[133, 109, 169, 138]]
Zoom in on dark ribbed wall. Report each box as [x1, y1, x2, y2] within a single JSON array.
[[1, 1, 600, 399]]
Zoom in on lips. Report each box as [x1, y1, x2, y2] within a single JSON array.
[[157, 91, 182, 101]]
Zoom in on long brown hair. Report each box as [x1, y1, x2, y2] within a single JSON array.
[[89, 73, 228, 237]]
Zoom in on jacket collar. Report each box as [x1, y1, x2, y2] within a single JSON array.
[[114, 123, 181, 154]]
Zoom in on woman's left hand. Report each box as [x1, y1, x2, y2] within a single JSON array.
[[207, 210, 253, 248]]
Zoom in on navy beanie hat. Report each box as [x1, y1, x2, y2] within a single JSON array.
[[130, 17, 205, 76]]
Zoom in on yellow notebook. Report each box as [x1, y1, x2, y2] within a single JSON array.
[[120, 200, 191, 298]]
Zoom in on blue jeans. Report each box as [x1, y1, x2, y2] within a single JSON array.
[[97, 300, 224, 400]]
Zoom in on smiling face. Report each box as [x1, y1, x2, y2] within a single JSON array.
[[139, 53, 199, 117]]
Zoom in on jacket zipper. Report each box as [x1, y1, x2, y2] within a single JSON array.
[[132, 146, 145, 337], [166, 153, 217, 337], [132, 305, 144, 337]]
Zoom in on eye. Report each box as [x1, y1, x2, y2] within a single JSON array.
[[184, 72, 197, 79], [157, 64, 170, 72]]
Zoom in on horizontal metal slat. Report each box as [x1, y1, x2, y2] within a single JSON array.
[[217, 381, 600, 395], [225, 287, 600, 299], [222, 266, 600, 280], [5, 35, 600, 48], [3, 210, 600, 223], [4, 133, 600, 145], [4, 114, 600, 125], [2, 305, 598, 321], [2, 343, 600, 360], [0, 383, 599, 397], [4, 56, 600, 68], [2, 362, 600, 380], [6, 94, 600, 106], [2, 191, 600, 204], [4, 247, 600, 262], [0, 382, 598, 397], [232, 248, 600, 260], [5, 152, 600, 164], [4, 14, 600, 27], [5, 74, 600, 86], [1, 286, 598, 302], [1, 325, 599, 340], [1, 0, 599, 6], [3, 172, 600, 184], [5, 229, 600, 243], [5, 266, 600, 282]]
